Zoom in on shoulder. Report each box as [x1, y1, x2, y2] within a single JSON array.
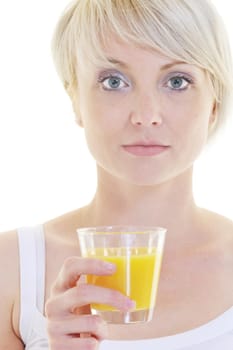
[[197, 209, 233, 306], [0, 230, 20, 283], [0, 230, 20, 303], [44, 207, 85, 242], [198, 208, 233, 236], [0, 230, 23, 341], [196, 208, 233, 259]]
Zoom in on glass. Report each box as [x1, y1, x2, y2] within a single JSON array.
[[77, 225, 166, 324]]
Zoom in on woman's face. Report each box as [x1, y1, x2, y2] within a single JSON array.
[[73, 39, 216, 185]]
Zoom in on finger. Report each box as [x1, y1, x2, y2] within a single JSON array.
[[48, 335, 99, 350], [47, 314, 108, 341], [51, 256, 116, 294], [46, 283, 135, 318]]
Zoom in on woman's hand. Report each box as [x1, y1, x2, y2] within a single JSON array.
[[45, 257, 135, 350]]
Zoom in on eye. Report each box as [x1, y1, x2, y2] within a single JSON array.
[[167, 75, 193, 91], [98, 74, 129, 91]]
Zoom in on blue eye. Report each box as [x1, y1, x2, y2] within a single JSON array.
[[167, 76, 193, 90], [98, 74, 128, 91], [106, 77, 122, 89]]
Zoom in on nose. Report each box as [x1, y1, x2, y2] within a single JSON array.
[[130, 92, 163, 127]]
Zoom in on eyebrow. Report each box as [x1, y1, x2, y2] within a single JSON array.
[[107, 58, 188, 70]]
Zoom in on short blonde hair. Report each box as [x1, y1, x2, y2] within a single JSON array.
[[51, 0, 233, 140]]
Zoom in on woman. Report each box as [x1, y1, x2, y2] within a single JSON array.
[[1, 0, 233, 349]]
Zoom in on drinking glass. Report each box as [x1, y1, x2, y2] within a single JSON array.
[[77, 225, 166, 324]]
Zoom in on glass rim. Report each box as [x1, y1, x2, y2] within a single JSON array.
[[76, 225, 167, 235]]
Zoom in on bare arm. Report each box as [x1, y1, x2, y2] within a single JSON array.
[[0, 231, 25, 349]]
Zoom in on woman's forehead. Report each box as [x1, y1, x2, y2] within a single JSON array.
[[81, 38, 201, 75]]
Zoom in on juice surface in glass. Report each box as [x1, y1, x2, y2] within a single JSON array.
[[86, 247, 162, 311]]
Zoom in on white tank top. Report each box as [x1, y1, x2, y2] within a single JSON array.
[[17, 225, 233, 350]]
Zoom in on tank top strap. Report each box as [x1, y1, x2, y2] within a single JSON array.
[[17, 225, 45, 344], [35, 225, 46, 313]]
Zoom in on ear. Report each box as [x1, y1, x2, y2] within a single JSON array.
[[73, 100, 84, 128], [208, 101, 218, 131], [75, 116, 84, 128], [67, 85, 84, 128]]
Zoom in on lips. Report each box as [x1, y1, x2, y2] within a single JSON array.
[[122, 144, 170, 156]]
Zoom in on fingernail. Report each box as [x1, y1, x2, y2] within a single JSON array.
[[126, 299, 136, 310], [103, 261, 116, 272]]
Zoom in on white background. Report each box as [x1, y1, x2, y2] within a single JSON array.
[[0, 1, 232, 232]]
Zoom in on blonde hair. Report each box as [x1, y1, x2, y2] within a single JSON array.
[[51, 0, 233, 140]]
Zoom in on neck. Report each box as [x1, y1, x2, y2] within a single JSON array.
[[84, 167, 201, 251]]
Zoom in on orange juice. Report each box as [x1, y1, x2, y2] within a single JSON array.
[[86, 247, 162, 311]]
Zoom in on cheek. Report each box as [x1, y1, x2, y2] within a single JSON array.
[[166, 94, 211, 140], [79, 95, 121, 158], [82, 92, 127, 134], [167, 95, 213, 166]]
